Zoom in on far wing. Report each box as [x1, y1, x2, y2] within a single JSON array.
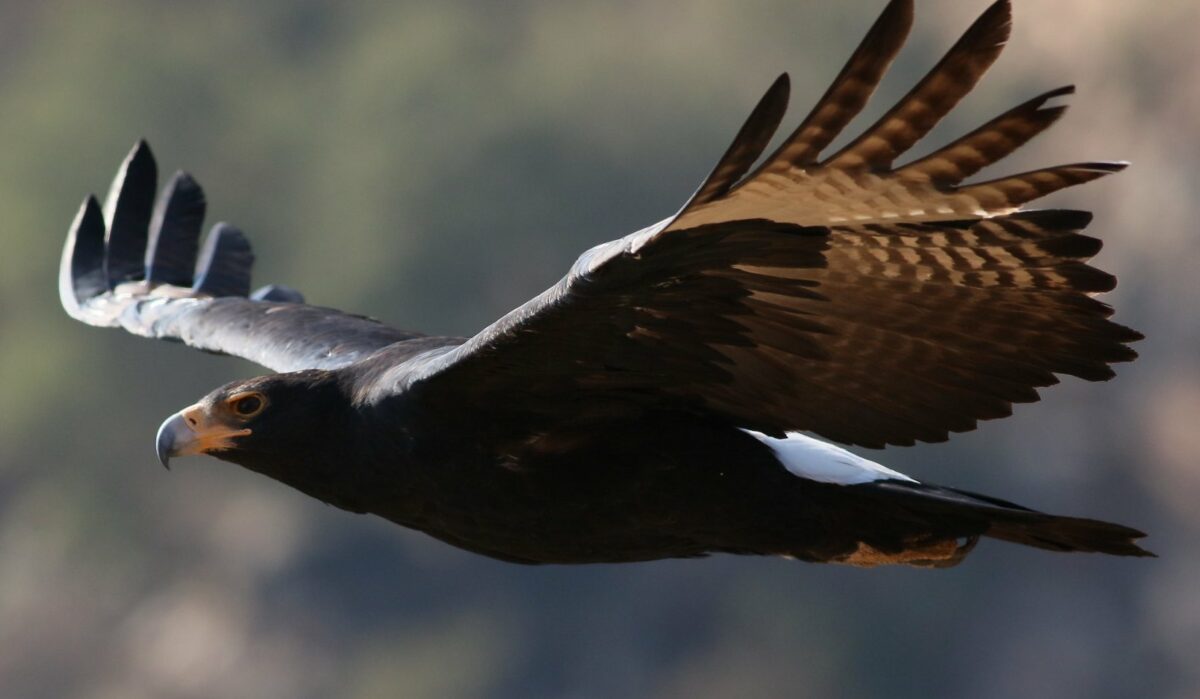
[[60, 142, 419, 372], [395, 0, 1140, 448]]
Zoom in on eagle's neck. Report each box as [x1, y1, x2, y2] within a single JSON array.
[[229, 374, 422, 517]]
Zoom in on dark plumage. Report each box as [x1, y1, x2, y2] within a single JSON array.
[[62, 0, 1151, 567]]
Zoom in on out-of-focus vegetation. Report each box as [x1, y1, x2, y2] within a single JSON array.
[[0, 1, 1197, 697]]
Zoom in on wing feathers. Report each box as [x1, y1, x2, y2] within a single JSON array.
[[193, 223, 254, 297], [955, 162, 1128, 212], [758, 0, 914, 170], [687, 73, 791, 207], [418, 194, 1138, 447], [825, 0, 1012, 171], [102, 140, 157, 287], [896, 85, 1072, 184], [146, 171, 206, 286], [61, 142, 424, 372], [406, 0, 1138, 448], [59, 195, 108, 319], [670, 1, 1109, 232]]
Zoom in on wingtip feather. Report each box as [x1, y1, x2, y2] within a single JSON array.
[[103, 140, 159, 287], [193, 222, 254, 297], [146, 170, 207, 286], [60, 195, 107, 316], [684, 72, 793, 208], [824, 0, 1013, 171], [978, 0, 1014, 43]]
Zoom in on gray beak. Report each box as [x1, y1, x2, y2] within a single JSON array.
[[154, 404, 251, 469], [155, 411, 192, 470]]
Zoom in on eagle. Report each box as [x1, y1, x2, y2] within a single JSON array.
[[60, 0, 1150, 567]]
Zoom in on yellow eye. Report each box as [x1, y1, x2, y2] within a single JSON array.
[[229, 392, 266, 417]]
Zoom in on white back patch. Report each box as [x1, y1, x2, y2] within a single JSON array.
[[742, 430, 917, 485]]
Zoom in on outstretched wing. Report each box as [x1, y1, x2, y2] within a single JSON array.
[[399, 0, 1140, 448], [60, 141, 420, 372]]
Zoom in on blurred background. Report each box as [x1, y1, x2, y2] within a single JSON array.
[[1, 0, 1197, 697]]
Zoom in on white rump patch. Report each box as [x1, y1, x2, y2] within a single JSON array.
[[742, 430, 916, 485]]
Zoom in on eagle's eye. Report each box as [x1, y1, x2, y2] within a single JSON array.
[[228, 392, 266, 418]]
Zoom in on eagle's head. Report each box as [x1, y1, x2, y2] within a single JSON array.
[[154, 369, 348, 477]]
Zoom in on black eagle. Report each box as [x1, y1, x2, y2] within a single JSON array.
[[60, 0, 1150, 567]]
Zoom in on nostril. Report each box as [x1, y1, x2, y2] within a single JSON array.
[[186, 416, 198, 427]]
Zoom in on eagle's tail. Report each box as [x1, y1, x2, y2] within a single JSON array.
[[844, 480, 1153, 564]]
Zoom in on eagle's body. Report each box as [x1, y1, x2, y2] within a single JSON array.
[[61, 0, 1152, 567], [203, 363, 1142, 566]]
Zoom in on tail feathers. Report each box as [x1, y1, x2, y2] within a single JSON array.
[[854, 480, 1154, 560], [980, 508, 1152, 557]]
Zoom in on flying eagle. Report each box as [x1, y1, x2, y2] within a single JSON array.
[[60, 0, 1150, 567]]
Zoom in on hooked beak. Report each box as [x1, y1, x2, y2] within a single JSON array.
[[155, 404, 251, 469]]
